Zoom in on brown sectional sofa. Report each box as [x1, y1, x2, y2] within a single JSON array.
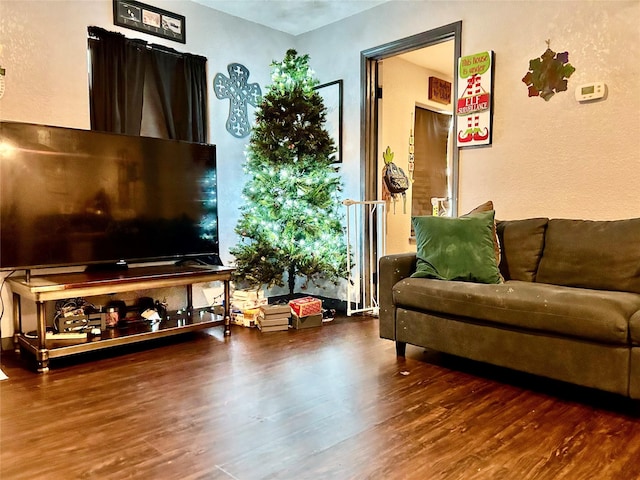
[[379, 217, 640, 398]]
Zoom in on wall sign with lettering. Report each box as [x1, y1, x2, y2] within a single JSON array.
[[428, 77, 451, 105], [456, 50, 494, 147]]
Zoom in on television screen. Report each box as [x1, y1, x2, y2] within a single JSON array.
[[0, 122, 219, 271]]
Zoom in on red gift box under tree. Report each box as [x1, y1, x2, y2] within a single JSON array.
[[289, 296, 322, 317]]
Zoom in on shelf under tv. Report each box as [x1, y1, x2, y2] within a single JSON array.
[[8, 264, 234, 372]]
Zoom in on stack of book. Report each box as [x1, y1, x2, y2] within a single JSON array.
[[231, 289, 267, 327], [257, 304, 291, 332]]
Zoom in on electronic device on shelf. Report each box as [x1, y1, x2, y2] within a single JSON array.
[[55, 312, 107, 332], [0, 121, 221, 272]]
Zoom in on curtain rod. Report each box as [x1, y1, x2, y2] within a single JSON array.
[[87, 26, 206, 61]]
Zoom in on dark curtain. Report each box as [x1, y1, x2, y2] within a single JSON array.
[[88, 26, 146, 135], [88, 27, 208, 143], [148, 46, 208, 143], [411, 106, 451, 219]]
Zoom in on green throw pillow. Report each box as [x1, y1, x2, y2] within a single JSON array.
[[411, 210, 502, 284]]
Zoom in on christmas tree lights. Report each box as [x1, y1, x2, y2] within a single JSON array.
[[231, 49, 348, 295]]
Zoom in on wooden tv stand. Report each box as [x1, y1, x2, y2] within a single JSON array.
[[8, 264, 234, 372]]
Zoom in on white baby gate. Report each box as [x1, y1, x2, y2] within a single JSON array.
[[343, 199, 386, 316]]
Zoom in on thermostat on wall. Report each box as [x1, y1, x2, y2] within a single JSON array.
[[575, 82, 607, 102]]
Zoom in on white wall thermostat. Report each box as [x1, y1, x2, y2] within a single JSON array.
[[575, 82, 607, 102]]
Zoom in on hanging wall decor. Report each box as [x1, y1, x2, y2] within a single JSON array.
[[381, 146, 410, 214], [113, 0, 185, 43], [522, 40, 575, 101], [428, 77, 452, 105], [214, 63, 262, 138], [408, 112, 415, 182], [456, 50, 495, 147]]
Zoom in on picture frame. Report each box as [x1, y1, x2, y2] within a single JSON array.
[[428, 77, 452, 105], [314, 80, 343, 163], [113, 0, 186, 44]]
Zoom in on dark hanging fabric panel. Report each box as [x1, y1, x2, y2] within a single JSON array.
[[184, 53, 208, 143], [88, 26, 147, 135], [147, 45, 208, 143], [411, 106, 452, 219]]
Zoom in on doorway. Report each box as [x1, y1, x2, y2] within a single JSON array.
[[361, 21, 461, 205], [360, 22, 461, 258]]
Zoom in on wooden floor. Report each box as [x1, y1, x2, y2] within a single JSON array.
[[2, 316, 640, 480]]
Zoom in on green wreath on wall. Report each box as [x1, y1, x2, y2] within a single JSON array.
[[522, 40, 576, 101]]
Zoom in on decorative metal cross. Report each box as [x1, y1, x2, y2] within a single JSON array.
[[213, 63, 262, 138]]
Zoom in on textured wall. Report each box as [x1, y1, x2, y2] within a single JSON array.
[[456, 0, 640, 220], [297, 0, 640, 222]]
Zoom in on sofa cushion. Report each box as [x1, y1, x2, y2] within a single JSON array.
[[393, 278, 640, 345], [630, 310, 640, 345], [496, 218, 548, 282], [465, 200, 501, 267], [411, 210, 502, 284], [536, 218, 640, 294]]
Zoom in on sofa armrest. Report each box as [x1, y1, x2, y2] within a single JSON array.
[[379, 253, 417, 340]]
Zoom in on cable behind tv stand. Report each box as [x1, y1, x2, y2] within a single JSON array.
[[8, 264, 234, 373]]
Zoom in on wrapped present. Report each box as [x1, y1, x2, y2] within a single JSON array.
[[288, 296, 322, 317]]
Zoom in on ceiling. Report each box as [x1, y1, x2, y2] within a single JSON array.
[[193, 0, 454, 75], [397, 40, 454, 77], [192, 0, 392, 36]]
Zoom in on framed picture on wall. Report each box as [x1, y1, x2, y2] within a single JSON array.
[[113, 0, 186, 43], [314, 80, 343, 163]]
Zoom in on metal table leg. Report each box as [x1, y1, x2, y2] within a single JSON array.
[[35, 301, 49, 373], [224, 279, 231, 336], [12, 292, 22, 354]]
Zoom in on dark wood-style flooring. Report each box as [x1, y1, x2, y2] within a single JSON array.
[[2, 315, 640, 479]]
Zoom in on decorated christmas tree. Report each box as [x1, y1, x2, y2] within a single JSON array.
[[231, 49, 348, 296]]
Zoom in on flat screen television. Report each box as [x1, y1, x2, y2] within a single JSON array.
[[0, 121, 220, 271]]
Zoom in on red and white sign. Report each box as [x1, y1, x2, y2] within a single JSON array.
[[457, 51, 494, 147]]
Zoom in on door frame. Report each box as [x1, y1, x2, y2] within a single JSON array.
[[360, 21, 462, 211]]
